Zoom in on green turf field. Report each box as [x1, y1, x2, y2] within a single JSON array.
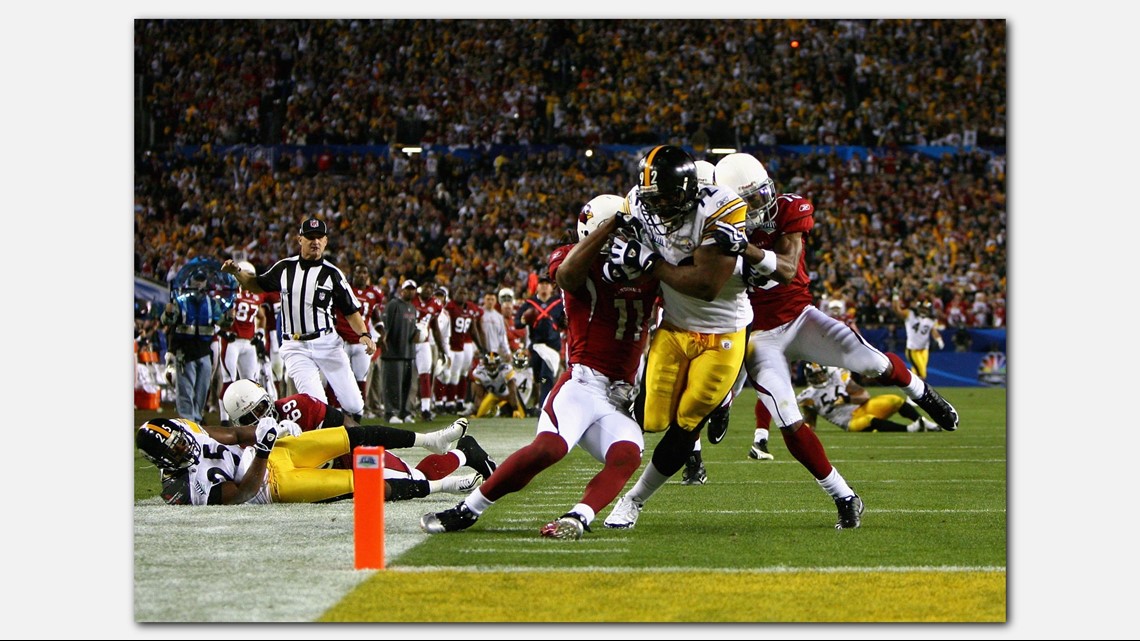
[[133, 386, 1005, 622]]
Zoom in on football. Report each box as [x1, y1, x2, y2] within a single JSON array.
[[521, 307, 537, 325]]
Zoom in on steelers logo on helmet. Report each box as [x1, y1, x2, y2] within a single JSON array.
[[512, 348, 529, 370], [637, 145, 698, 235], [137, 418, 201, 471]]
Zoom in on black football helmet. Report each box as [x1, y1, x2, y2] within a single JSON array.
[[136, 418, 201, 471], [637, 145, 699, 235], [804, 362, 830, 387], [483, 351, 505, 375], [916, 300, 934, 318]]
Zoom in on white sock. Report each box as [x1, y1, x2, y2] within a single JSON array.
[[463, 488, 493, 516], [450, 450, 467, 466], [421, 397, 430, 412], [903, 376, 925, 399], [692, 439, 703, 453], [570, 503, 596, 526], [754, 428, 770, 443], [627, 463, 670, 505], [817, 467, 855, 500]]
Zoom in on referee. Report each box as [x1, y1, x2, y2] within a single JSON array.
[[222, 217, 376, 420]]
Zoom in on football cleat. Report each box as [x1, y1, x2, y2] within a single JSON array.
[[437, 472, 483, 494], [420, 501, 479, 534], [680, 461, 708, 485], [915, 385, 959, 431], [748, 439, 774, 461], [422, 417, 469, 455], [456, 435, 498, 480], [603, 496, 644, 529], [706, 403, 730, 444], [540, 512, 591, 540], [835, 494, 865, 530]]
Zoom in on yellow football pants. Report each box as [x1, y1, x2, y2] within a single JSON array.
[[848, 394, 907, 432], [905, 347, 930, 379], [267, 427, 354, 503], [643, 326, 746, 433]]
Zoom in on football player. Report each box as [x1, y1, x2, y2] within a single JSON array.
[[708, 152, 960, 529], [440, 285, 486, 415], [329, 264, 385, 412], [222, 378, 497, 482], [469, 351, 528, 419], [136, 414, 480, 506], [797, 363, 940, 433], [411, 281, 448, 422], [892, 296, 944, 379], [216, 261, 266, 426], [601, 145, 751, 529], [421, 193, 660, 539]]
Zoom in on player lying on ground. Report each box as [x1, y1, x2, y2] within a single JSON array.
[[137, 415, 484, 505]]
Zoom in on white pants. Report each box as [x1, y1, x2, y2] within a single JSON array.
[[344, 342, 371, 383], [536, 365, 644, 463], [746, 305, 889, 429], [414, 341, 435, 376], [220, 338, 259, 384], [280, 332, 364, 416], [444, 342, 477, 385]]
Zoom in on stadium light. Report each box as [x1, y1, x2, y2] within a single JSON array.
[[402, 147, 423, 155], [710, 148, 737, 155]]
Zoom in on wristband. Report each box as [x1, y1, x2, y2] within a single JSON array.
[[755, 249, 778, 275], [255, 447, 271, 459]]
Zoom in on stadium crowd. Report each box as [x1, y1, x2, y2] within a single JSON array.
[[134, 19, 1006, 358]]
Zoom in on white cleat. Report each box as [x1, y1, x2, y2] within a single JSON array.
[[603, 495, 644, 529], [436, 472, 483, 494], [423, 418, 469, 454]]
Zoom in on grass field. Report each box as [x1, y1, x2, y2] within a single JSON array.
[[133, 386, 1005, 623]]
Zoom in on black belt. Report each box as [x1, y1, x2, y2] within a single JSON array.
[[284, 328, 332, 341]]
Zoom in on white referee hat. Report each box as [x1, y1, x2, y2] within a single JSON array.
[[400, 279, 417, 290]]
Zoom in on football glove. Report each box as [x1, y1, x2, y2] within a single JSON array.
[[934, 337, 945, 350], [277, 419, 302, 438], [610, 237, 661, 274], [254, 417, 278, 458], [512, 406, 527, 419], [744, 264, 774, 289], [712, 220, 749, 255], [601, 261, 640, 284], [614, 212, 645, 240], [250, 332, 267, 359]]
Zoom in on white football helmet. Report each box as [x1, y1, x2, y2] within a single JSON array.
[[222, 379, 277, 426], [694, 160, 715, 187], [826, 299, 846, 319], [577, 194, 625, 243], [236, 261, 256, 275], [714, 153, 777, 231], [497, 287, 515, 304]]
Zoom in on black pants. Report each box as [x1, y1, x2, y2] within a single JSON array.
[[381, 358, 413, 418]]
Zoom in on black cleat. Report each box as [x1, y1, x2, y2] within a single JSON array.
[[707, 403, 730, 444], [680, 461, 708, 485], [748, 439, 774, 460], [835, 494, 865, 529], [456, 435, 497, 480], [420, 501, 479, 534], [915, 385, 959, 431]]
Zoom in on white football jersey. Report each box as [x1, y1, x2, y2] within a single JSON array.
[[178, 419, 270, 505], [472, 362, 517, 398], [511, 365, 535, 407], [795, 367, 856, 430], [626, 184, 753, 334], [903, 311, 938, 350]]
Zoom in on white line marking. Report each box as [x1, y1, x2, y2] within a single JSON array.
[[393, 565, 1006, 574]]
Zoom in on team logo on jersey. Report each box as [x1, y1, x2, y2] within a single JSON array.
[[721, 339, 733, 350]]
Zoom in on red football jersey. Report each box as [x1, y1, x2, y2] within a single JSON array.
[[444, 300, 483, 351], [549, 244, 659, 384], [261, 291, 281, 333], [747, 193, 817, 331], [273, 393, 330, 432], [334, 285, 384, 341], [231, 290, 264, 340]]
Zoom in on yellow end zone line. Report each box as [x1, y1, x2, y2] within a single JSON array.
[[322, 568, 1006, 622]]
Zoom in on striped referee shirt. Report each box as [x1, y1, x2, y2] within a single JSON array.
[[255, 256, 362, 337]]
